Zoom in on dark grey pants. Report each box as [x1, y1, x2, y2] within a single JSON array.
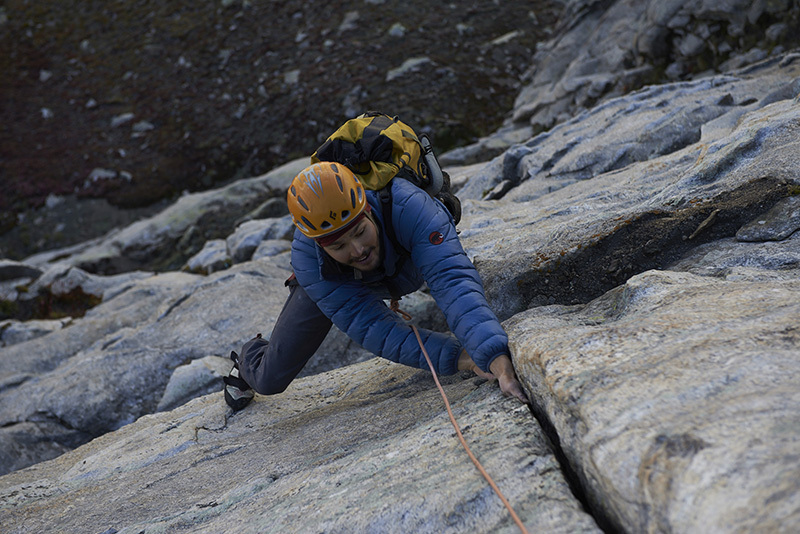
[[236, 275, 333, 395]]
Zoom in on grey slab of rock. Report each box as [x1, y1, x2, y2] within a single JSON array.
[[460, 55, 799, 202], [457, 56, 800, 321], [0, 260, 42, 282], [0, 318, 72, 348], [671, 232, 800, 278], [0, 359, 601, 534], [251, 238, 291, 260], [22, 157, 308, 274], [505, 265, 800, 533], [225, 216, 295, 264], [736, 195, 800, 242], [22, 263, 152, 301], [0, 254, 389, 474], [0, 271, 205, 472], [184, 239, 230, 274]]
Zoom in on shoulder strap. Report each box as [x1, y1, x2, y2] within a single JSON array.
[[378, 187, 409, 258], [377, 187, 409, 301]]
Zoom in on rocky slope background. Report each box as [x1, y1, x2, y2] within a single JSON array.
[[2, 0, 800, 533], [0, 0, 559, 259]]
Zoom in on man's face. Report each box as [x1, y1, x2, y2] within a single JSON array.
[[322, 216, 382, 272]]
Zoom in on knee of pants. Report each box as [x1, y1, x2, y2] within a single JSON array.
[[251, 377, 291, 396]]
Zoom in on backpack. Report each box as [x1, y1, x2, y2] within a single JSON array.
[[310, 112, 461, 226]]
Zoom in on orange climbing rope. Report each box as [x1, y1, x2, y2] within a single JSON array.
[[390, 301, 530, 534]]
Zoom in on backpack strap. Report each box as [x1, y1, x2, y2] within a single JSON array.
[[378, 187, 410, 301], [378, 187, 409, 259]]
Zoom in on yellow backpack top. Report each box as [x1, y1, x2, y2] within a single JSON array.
[[311, 111, 461, 226], [311, 112, 440, 193]]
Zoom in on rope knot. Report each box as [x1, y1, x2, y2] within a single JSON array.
[[389, 299, 413, 321]]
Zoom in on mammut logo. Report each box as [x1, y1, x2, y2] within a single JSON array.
[[301, 166, 324, 198], [429, 231, 444, 245]]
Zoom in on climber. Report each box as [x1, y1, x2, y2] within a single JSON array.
[[223, 162, 528, 411]]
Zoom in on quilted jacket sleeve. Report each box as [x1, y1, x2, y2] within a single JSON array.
[[391, 180, 510, 373], [291, 228, 463, 375]]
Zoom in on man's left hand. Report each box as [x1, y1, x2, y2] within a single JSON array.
[[489, 355, 529, 404]]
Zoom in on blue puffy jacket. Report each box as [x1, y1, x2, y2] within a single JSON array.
[[291, 178, 509, 375]]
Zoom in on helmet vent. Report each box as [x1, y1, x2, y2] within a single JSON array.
[[297, 196, 310, 211], [301, 216, 316, 231], [320, 221, 332, 230], [350, 189, 356, 208], [335, 174, 344, 192], [341, 210, 350, 221]]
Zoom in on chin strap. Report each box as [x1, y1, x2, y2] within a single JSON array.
[[390, 299, 530, 534]]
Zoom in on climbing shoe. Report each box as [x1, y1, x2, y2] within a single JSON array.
[[223, 350, 254, 411]]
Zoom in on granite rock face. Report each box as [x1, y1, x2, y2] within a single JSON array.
[[506, 252, 800, 533], [458, 53, 800, 322], [0, 361, 601, 534], [0, 257, 377, 475], [1, 2, 800, 532], [21, 158, 308, 275], [0, 253, 453, 477], [443, 0, 800, 166]]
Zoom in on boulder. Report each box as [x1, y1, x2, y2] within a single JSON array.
[[736, 195, 800, 242], [225, 216, 294, 264], [22, 158, 308, 275], [0, 318, 72, 348], [251, 239, 292, 261], [184, 239, 231, 275], [457, 53, 800, 321], [0, 262, 152, 322], [506, 257, 800, 532], [22, 263, 152, 302], [156, 355, 232, 412], [448, 0, 800, 163]]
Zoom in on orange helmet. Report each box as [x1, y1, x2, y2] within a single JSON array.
[[287, 162, 367, 239]]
